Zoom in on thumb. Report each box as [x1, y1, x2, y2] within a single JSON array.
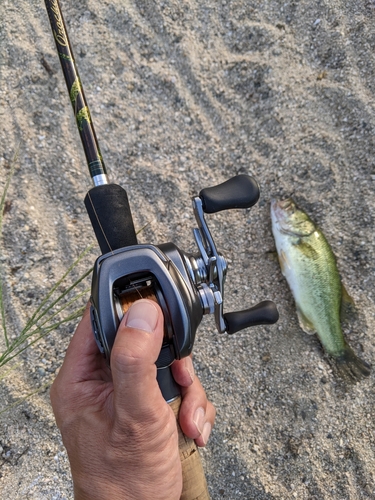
[[110, 299, 165, 417]]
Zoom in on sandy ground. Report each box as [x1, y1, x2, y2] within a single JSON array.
[[1, 0, 375, 498]]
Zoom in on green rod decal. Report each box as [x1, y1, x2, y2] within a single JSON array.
[[76, 106, 91, 130], [45, 0, 108, 179], [89, 159, 105, 177], [59, 52, 72, 61], [70, 77, 82, 104]]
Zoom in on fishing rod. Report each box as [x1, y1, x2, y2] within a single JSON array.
[[44, 1, 279, 498], [45, 0, 107, 186]]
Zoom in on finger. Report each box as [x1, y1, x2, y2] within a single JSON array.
[[50, 304, 109, 424], [110, 299, 166, 421], [171, 355, 195, 388], [178, 376, 216, 447], [54, 304, 106, 383]]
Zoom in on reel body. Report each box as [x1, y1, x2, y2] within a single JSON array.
[[90, 243, 203, 368]]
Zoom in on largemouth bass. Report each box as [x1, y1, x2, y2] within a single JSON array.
[[270, 198, 371, 381]]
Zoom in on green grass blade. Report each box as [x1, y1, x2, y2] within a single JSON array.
[[22, 265, 92, 339], [0, 147, 19, 232], [0, 147, 19, 348], [0, 307, 85, 367], [0, 262, 8, 348], [22, 245, 93, 334], [30, 286, 90, 334], [1, 284, 90, 362], [0, 362, 22, 382]]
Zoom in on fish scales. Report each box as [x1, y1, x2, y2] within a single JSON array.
[[271, 198, 371, 382]]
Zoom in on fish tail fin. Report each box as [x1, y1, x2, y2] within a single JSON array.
[[334, 345, 371, 382]]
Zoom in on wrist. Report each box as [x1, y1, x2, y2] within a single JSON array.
[[72, 472, 177, 500], [73, 479, 132, 500]]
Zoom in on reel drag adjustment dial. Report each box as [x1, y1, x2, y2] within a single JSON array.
[[90, 175, 278, 375]]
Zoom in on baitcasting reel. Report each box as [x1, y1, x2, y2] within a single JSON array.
[[89, 175, 279, 378]]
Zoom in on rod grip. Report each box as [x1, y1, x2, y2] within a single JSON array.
[[119, 292, 210, 499], [170, 396, 210, 500], [84, 184, 137, 253]]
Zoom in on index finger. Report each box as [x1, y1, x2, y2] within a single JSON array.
[[57, 304, 106, 383]]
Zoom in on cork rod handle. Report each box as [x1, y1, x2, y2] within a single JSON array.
[[170, 396, 210, 500]]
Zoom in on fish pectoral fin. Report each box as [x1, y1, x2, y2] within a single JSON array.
[[294, 240, 320, 260], [296, 306, 316, 335], [278, 250, 289, 273], [341, 283, 354, 306]]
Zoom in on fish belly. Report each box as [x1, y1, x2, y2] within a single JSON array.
[[277, 234, 346, 356]]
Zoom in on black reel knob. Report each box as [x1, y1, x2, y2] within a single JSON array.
[[224, 301, 279, 335], [199, 175, 260, 213]]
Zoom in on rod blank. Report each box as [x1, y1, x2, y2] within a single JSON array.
[[44, 0, 108, 184]]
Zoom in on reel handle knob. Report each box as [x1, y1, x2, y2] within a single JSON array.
[[199, 174, 260, 214], [224, 300, 279, 335]]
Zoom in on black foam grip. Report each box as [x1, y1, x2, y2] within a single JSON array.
[[224, 300, 279, 334], [157, 366, 181, 402], [84, 184, 137, 254], [199, 175, 260, 214]]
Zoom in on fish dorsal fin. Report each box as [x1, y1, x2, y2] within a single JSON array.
[[296, 305, 316, 335]]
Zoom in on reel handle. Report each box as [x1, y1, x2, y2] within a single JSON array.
[[199, 174, 260, 214], [224, 300, 279, 335]]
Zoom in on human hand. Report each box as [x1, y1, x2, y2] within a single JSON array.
[[50, 299, 216, 500]]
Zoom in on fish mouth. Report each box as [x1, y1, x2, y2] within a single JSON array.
[[270, 198, 295, 220], [271, 198, 315, 237], [271, 197, 294, 207], [278, 198, 294, 210]]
